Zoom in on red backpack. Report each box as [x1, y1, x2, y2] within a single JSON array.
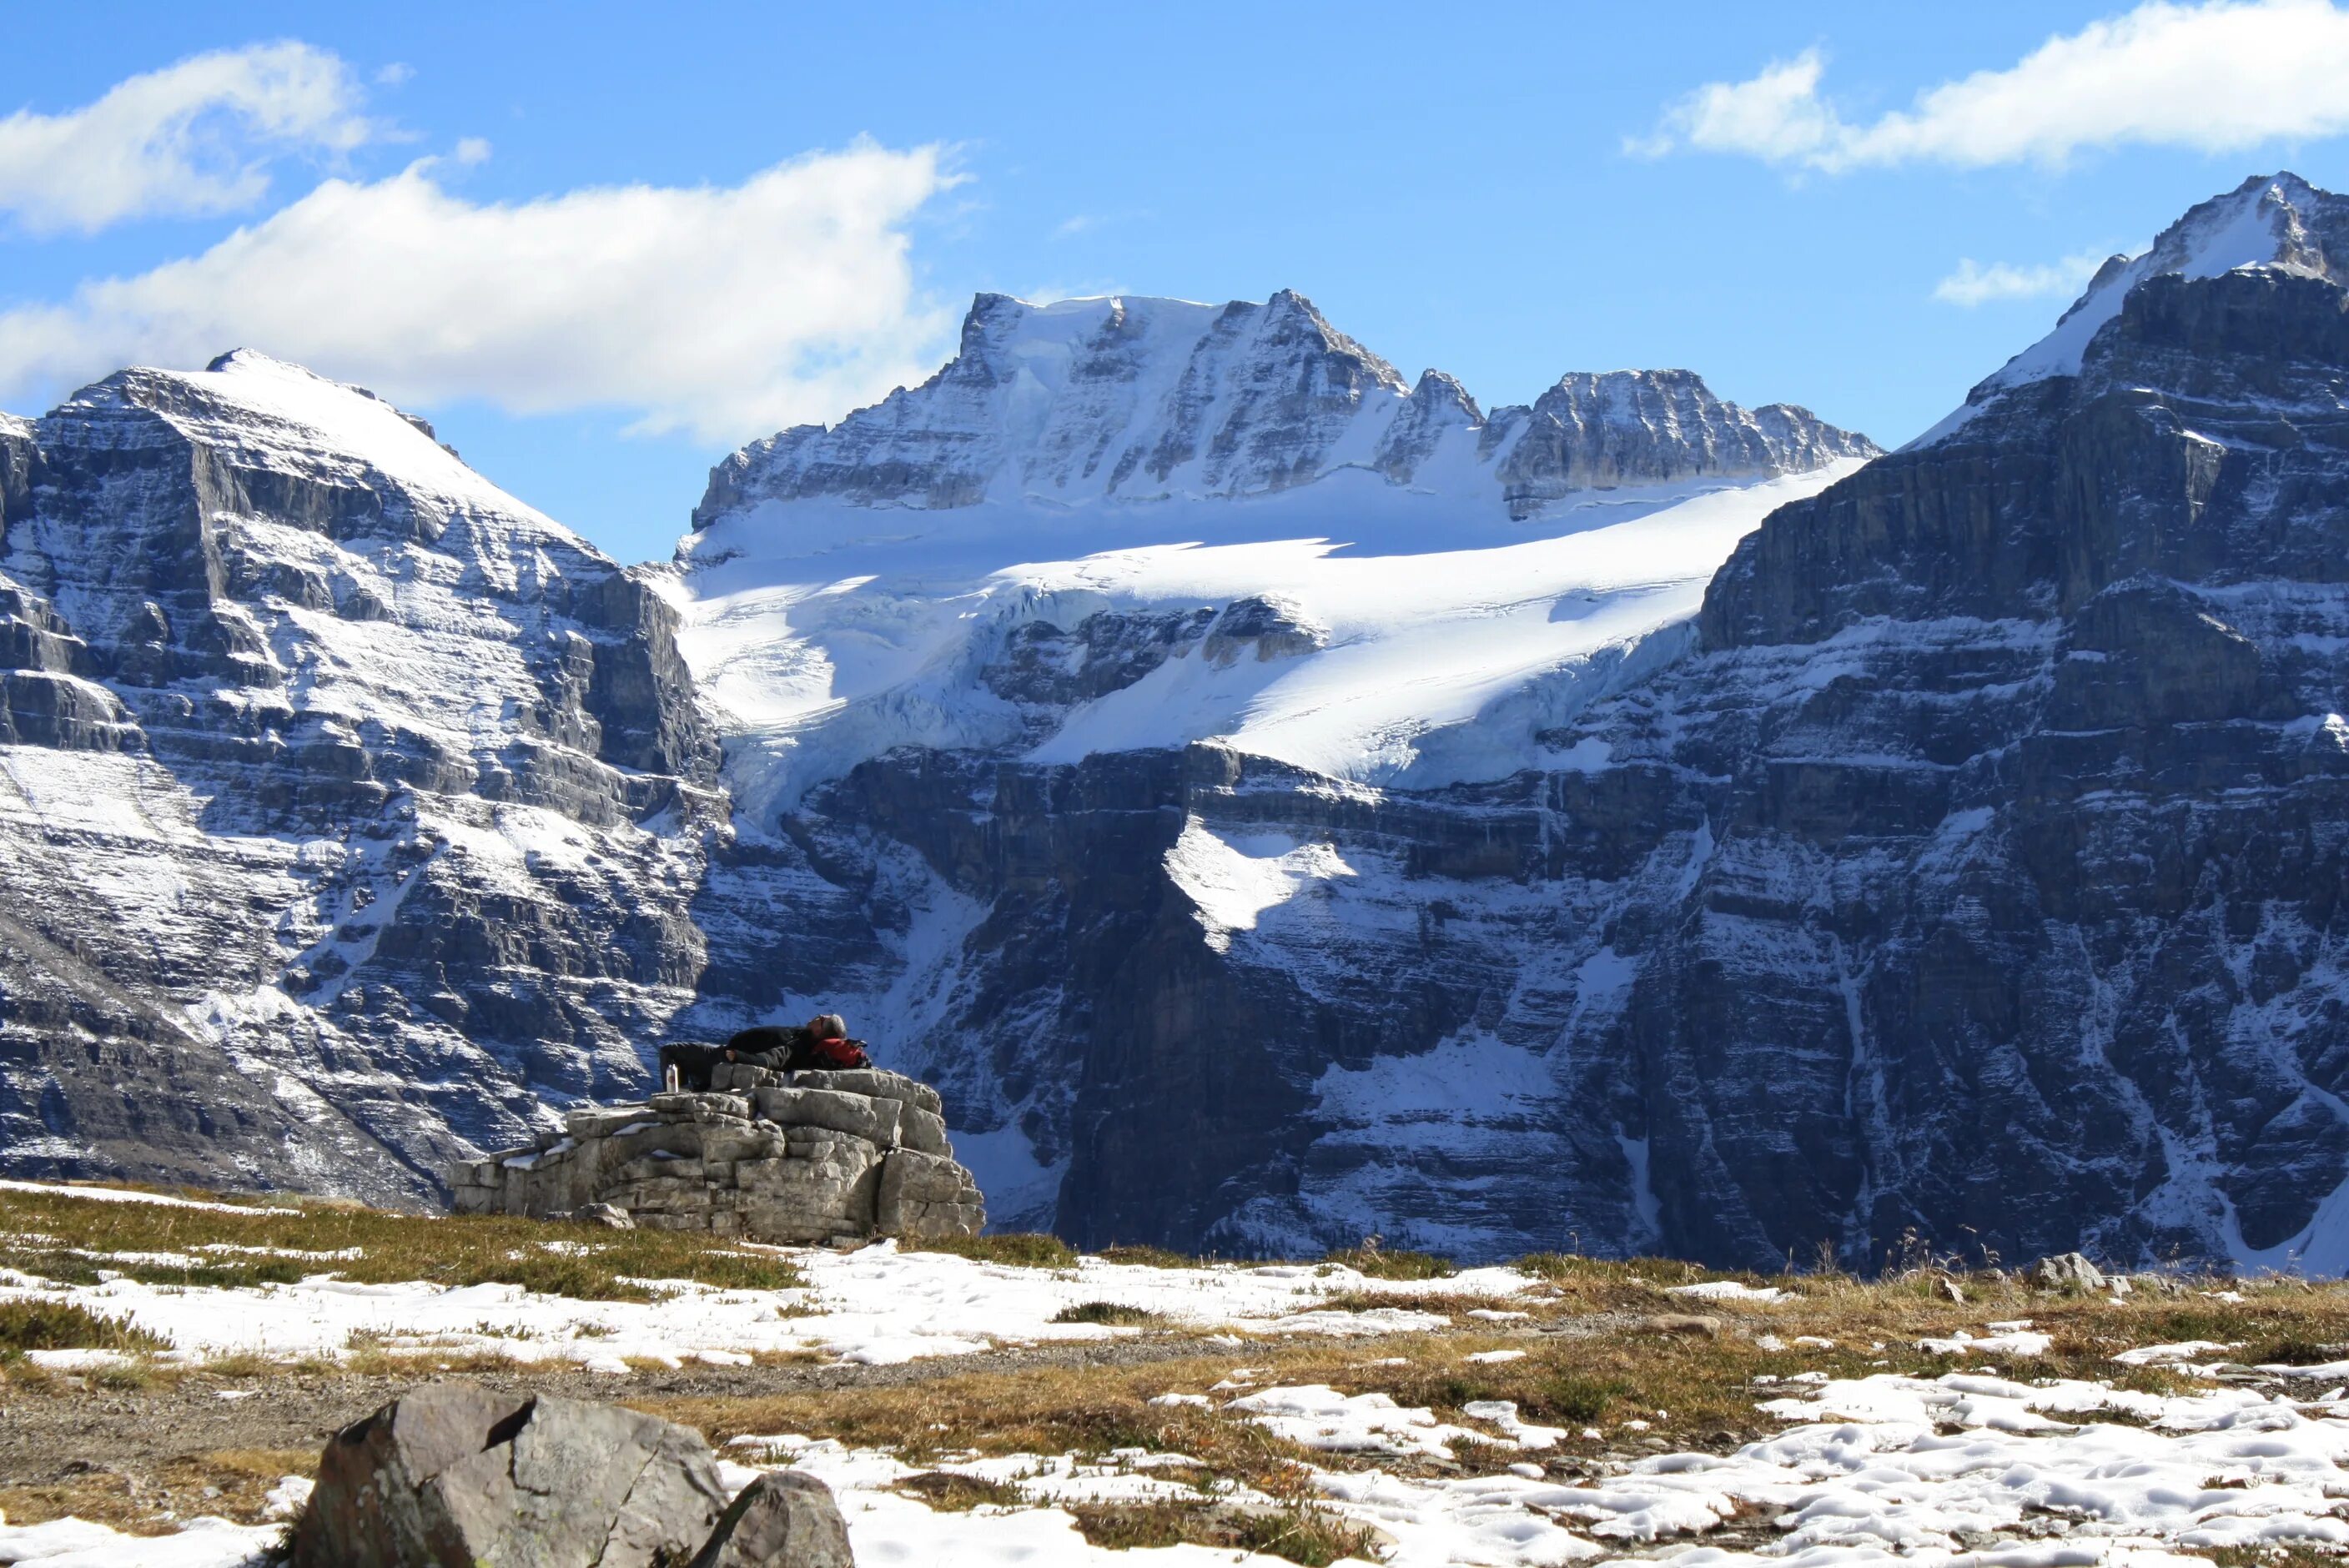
[[810, 1036, 870, 1069]]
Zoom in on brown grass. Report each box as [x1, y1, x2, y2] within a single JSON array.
[[1320, 1244, 1455, 1280], [1096, 1244, 1215, 1269], [640, 1353, 1323, 1484], [0, 1447, 314, 1534], [1070, 1498, 1386, 1565], [897, 1232, 1079, 1269], [0, 1184, 801, 1302]]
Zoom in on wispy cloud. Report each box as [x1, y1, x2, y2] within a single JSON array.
[[0, 43, 381, 233], [1934, 249, 2113, 306], [1634, 0, 2349, 172], [1052, 214, 1096, 239], [0, 141, 961, 444]]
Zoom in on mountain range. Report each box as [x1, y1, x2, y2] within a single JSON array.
[[2, 172, 2343, 1272]]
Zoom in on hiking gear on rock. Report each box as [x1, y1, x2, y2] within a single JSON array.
[[658, 1042, 731, 1093]]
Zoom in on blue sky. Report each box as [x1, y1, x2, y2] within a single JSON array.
[[9, 1, 2349, 563]]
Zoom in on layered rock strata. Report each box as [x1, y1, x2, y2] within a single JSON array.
[[0, 353, 722, 1203], [452, 1068, 984, 1243]]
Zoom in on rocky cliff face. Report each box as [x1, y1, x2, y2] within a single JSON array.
[[0, 353, 722, 1203], [1592, 173, 2349, 1271], [666, 294, 1886, 1248], [674, 183, 2349, 1272]]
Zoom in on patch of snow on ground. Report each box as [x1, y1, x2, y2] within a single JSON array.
[[0, 1211, 1532, 1369], [1229, 1384, 1559, 1459], [0, 1515, 285, 1566], [1665, 1280, 1788, 1304]]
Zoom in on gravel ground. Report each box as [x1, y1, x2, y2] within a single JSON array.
[[0, 1333, 1250, 1486]]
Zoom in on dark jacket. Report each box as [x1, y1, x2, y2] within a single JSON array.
[[726, 1025, 869, 1073]]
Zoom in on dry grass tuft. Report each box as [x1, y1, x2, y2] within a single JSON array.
[[1050, 1301, 1166, 1326], [1096, 1244, 1215, 1269], [0, 1299, 165, 1354], [1070, 1497, 1387, 1565], [898, 1233, 1079, 1269], [893, 1470, 1029, 1510], [1321, 1244, 1454, 1281]]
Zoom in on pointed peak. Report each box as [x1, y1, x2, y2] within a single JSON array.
[[50, 351, 561, 536], [1918, 171, 2349, 448], [1410, 368, 1483, 424]]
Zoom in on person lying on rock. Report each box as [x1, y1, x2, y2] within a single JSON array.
[[656, 1013, 870, 1092], [728, 1012, 873, 1073]]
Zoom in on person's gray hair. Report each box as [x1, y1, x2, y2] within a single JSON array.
[[811, 1013, 848, 1040]]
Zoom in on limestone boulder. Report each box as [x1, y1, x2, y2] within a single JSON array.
[[291, 1381, 730, 1568], [755, 1085, 903, 1148], [2031, 1252, 2107, 1292], [878, 1148, 986, 1239], [688, 1469, 856, 1568]]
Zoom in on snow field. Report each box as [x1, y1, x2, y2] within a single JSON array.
[[678, 463, 1864, 813]]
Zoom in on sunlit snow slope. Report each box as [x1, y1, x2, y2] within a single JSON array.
[[675, 289, 1871, 817]]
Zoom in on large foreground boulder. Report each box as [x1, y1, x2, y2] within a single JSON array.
[[292, 1381, 731, 1567]]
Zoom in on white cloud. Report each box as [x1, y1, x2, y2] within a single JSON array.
[[0, 43, 377, 233], [0, 143, 960, 445], [452, 136, 492, 166], [1637, 0, 2349, 172], [1934, 249, 2113, 306]]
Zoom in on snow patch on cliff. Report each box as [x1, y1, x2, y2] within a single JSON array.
[[1166, 819, 1358, 953]]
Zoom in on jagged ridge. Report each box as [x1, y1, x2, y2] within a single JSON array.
[[694, 289, 1877, 525]]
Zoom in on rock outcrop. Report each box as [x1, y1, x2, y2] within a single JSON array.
[[452, 1068, 984, 1243], [691, 1470, 857, 1568]]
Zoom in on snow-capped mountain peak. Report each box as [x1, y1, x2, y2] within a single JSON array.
[[692, 289, 1876, 529], [63, 349, 578, 542], [1919, 171, 2349, 444]]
